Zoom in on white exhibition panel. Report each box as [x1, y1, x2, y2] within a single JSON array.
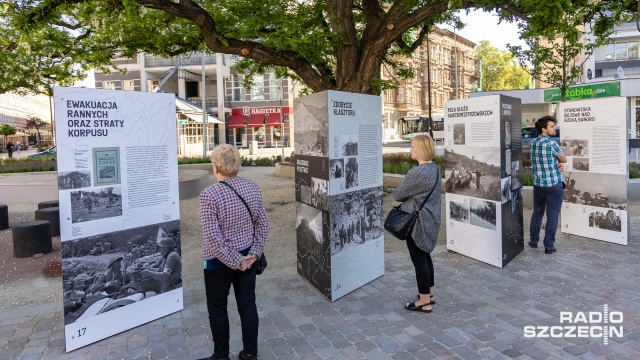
[[558, 97, 628, 245]]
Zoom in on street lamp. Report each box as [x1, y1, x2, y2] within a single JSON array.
[[277, 79, 285, 160]]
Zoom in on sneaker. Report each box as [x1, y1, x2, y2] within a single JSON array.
[[239, 351, 258, 360], [528, 242, 538, 248], [544, 248, 557, 254]]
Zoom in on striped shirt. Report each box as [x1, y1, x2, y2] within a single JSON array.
[[199, 177, 270, 269], [530, 135, 563, 187]]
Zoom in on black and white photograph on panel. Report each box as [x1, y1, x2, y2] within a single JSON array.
[[58, 171, 92, 190], [444, 146, 501, 202], [453, 123, 466, 145], [70, 186, 123, 223], [449, 201, 469, 223], [469, 198, 497, 231], [341, 135, 358, 156], [589, 209, 622, 232], [511, 188, 522, 215], [295, 155, 328, 205], [61, 220, 181, 325], [311, 178, 328, 211], [560, 139, 589, 156], [504, 121, 511, 148], [503, 149, 512, 177], [573, 157, 589, 171], [345, 157, 358, 189], [501, 177, 512, 204], [296, 202, 325, 258], [329, 159, 344, 179], [294, 94, 329, 157], [299, 185, 312, 205], [329, 187, 383, 256], [511, 160, 522, 190], [563, 171, 627, 210]]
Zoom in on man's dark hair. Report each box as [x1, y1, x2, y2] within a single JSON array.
[[535, 115, 557, 135]]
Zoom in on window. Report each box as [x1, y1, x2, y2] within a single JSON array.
[[604, 44, 615, 60], [103, 81, 115, 90], [186, 81, 199, 98], [226, 75, 246, 101], [123, 80, 135, 91], [250, 75, 265, 100], [616, 42, 628, 60], [629, 42, 639, 59], [398, 88, 404, 103]]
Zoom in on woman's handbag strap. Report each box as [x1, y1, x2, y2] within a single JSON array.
[[219, 181, 256, 238], [414, 167, 440, 214]]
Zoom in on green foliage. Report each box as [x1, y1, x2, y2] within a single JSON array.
[[177, 157, 211, 164], [382, 153, 445, 176], [630, 162, 640, 179], [475, 41, 531, 91], [1, 124, 17, 138], [0, 157, 56, 173], [522, 168, 533, 187]]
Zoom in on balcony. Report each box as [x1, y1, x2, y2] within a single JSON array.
[[598, 67, 640, 78], [145, 54, 217, 67], [613, 22, 640, 32], [186, 96, 219, 108]]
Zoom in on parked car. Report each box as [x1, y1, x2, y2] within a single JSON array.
[[26, 146, 57, 159], [521, 126, 560, 155]]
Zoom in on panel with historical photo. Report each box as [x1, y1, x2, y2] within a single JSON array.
[[504, 149, 512, 177], [470, 199, 497, 231], [58, 171, 92, 190], [501, 177, 512, 204], [449, 201, 469, 224], [341, 135, 358, 156], [511, 160, 522, 190], [311, 178, 328, 211], [92, 147, 121, 186], [61, 220, 181, 325], [329, 159, 344, 179], [504, 121, 511, 148], [563, 171, 627, 210], [329, 187, 383, 256], [560, 139, 589, 157], [453, 123, 466, 145], [299, 185, 312, 205], [296, 202, 325, 258], [589, 209, 622, 232], [71, 186, 123, 223], [294, 93, 329, 157], [572, 157, 589, 171], [345, 157, 358, 189], [444, 146, 501, 202]]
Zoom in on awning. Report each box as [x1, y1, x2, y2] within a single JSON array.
[[228, 115, 246, 129], [247, 114, 265, 128], [266, 113, 282, 127], [184, 113, 224, 124]]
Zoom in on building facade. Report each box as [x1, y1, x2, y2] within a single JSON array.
[[0, 93, 51, 147], [381, 26, 479, 141]]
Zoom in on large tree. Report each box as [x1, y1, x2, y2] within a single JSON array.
[[4, 0, 639, 96], [475, 40, 530, 91]]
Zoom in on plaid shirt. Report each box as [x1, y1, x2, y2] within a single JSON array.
[[199, 177, 270, 269], [530, 135, 563, 187]]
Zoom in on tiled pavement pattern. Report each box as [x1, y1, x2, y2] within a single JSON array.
[[1, 224, 638, 360]]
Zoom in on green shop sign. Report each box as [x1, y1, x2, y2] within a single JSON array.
[[543, 82, 620, 102]]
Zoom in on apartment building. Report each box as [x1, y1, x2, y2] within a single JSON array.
[[381, 26, 479, 141], [0, 93, 51, 146]]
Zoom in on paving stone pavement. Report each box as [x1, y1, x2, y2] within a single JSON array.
[[0, 223, 638, 360]]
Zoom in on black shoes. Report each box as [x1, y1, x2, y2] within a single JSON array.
[[545, 248, 557, 254], [528, 242, 538, 248], [197, 356, 230, 360], [239, 351, 258, 360]]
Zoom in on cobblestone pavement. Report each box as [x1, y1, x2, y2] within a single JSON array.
[[1, 220, 639, 360]]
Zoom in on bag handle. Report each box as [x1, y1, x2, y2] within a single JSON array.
[[219, 181, 255, 239], [413, 167, 440, 215]]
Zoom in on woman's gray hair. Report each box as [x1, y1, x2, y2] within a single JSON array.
[[210, 144, 241, 176]]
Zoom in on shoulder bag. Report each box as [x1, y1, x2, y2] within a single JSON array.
[[219, 181, 268, 274], [384, 167, 440, 240]]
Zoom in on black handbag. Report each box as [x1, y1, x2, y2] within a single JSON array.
[[220, 181, 267, 275], [384, 168, 440, 240]]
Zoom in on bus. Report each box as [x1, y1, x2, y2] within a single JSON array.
[[397, 114, 445, 142]]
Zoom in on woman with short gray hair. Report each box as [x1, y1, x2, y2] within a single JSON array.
[[198, 144, 270, 360]]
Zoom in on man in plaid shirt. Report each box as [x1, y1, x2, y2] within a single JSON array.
[[529, 115, 567, 254]]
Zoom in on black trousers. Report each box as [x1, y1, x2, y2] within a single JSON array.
[[406, 236, 434, 295], [204, 267, 258, 358]]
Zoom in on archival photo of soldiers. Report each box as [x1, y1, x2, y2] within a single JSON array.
[[296, 202, 325, 258], [470, 199, 497, 231], [453, 123, 466, 145], [311, 177, 329, 211], [563, 171, 627, 210], [501, 177, 512, 204], [511, 160, 522, 190], [58, 171, 92, 190], [70, 186, 123, 223], [444, 147, 501, 202], [345, 157, 358, 189], [329, 187, 383, 256], [294, 99, 329, 157], [589, 209, 622, 232], [573, 157, 589, 171], [560, 139, 589, 156], [329, 159, 344, 179], [61, 220, 182, 325], [341, 135, 358, 156], [449, 201, 469, 223], [504, 121, 511, 148]]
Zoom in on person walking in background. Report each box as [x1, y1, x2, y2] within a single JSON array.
[[529, 115, 566, 254], [5, 141, 14, 158], [16, 142, 21, 154], [198, 144, 270, 360], [393, 135, 442, 313]]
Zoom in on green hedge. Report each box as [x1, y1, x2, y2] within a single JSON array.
[[178, 155, 290, 167], [0, 157, 57, 173], [382, 153, 445, 177]]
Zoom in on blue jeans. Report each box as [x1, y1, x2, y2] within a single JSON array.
[[529, 182, 564, 250]]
